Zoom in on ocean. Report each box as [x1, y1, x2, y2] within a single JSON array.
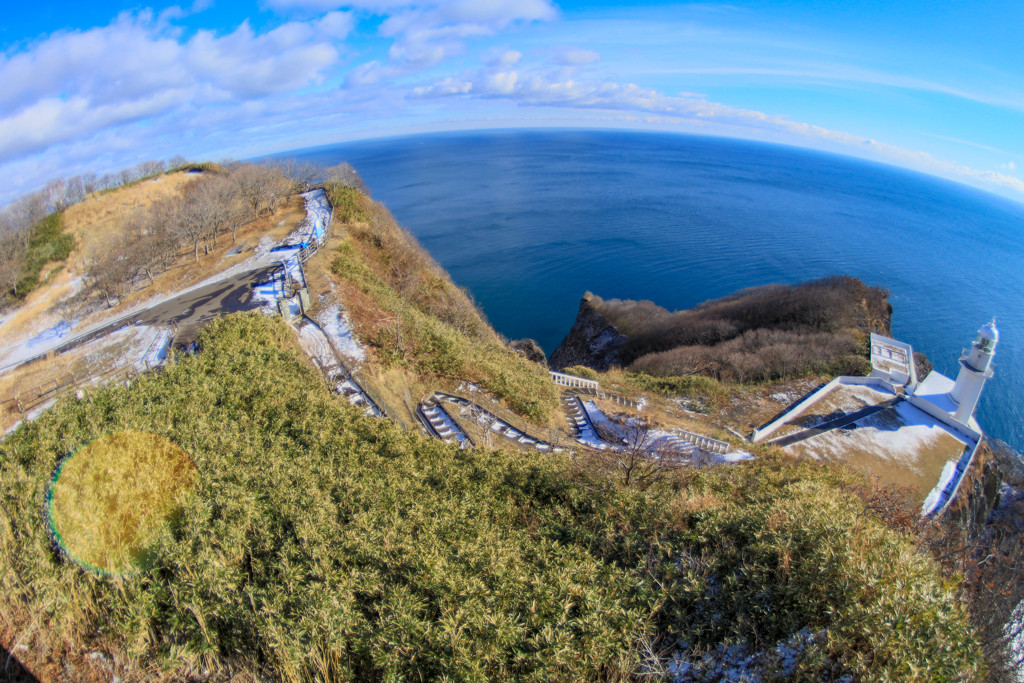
[[294, 129, 1024, 450]]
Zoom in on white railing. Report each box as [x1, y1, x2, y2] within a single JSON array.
[[673, 429, 730, 454], [550, 371, 600, 390]]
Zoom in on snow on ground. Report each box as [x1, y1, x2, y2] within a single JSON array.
[[0, 319, 78, 369], [715, 450, 755, 463], [583, 400, 624, 441], [665, 629, 831, 683], [316, 304, 366, 364], [1006, 599, 1024, 682], [569, 398, 609, 449], [297, 322, 340, 373], [790, 399, 969, 469]]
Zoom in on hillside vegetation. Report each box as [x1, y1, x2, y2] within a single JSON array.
[[324, 182, 560, 423], [594, 276, 888, 382], [0, 313, 982, 680]]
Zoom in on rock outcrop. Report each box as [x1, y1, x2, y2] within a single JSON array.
[[510, 338, 547, 365], [549, 293, 628, 371]]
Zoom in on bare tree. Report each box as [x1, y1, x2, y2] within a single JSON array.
[[99, 173, 119, 191], [201, 176, 239, 249], [0, 232, 26, 298], [84, 245, 134, 307], [270, 158, 323, 191], [230, 164, 289, 220], [81, 172, 99, 195], [593, 415, 687, 488], [135, 160, 167, 178], [119, 167, 137, 187], [175, 180, 222, 261], [325, 162, 367, 193]]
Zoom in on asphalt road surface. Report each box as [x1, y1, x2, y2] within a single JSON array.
[[54, 265, 281, 354], [128, 265, 280, 343]]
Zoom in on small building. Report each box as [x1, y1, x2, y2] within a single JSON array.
[[752, 321, 998, 516]]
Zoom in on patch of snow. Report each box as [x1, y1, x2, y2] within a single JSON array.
[[583, 400, 624, 441], [316, 304, 366, 364], [791, 399, 970, 470], [0, 319, 77, 369], [1005, 599, 1024, 682], [921, 459, 960, 516], [665, 629, 826, 683], [716, 450, 755, 463], [24, 398, 56, 423], [298, 323, 340, 373]]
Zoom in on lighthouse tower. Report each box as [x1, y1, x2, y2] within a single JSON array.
[[950, 319, 998, 424]]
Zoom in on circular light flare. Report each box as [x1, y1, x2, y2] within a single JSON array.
[[46, 431, 198, 576]]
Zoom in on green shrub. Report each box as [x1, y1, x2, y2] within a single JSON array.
[[560, 365, 599, 380], [325, 183, 366, 224], [12, 212, 74, 298], [624, 371, 728, 405], [0, 314, 982, 680]]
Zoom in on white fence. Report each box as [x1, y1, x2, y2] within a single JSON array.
[[672, 429, 730, 454], [550, 371, 600, 391]]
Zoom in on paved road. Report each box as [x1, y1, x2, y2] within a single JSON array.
[[43, 265, 281, 355], [768, 397, 903, 448], [127, 265, 279, 343]]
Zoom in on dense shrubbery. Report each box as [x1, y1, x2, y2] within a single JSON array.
[[326, 182, 560, 423], [7, 212, 75, 299], [0, 314, 982, 680], [588, 276, 885, 383]]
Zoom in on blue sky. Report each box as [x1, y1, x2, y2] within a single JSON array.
[[2, 0, 1023, 203]]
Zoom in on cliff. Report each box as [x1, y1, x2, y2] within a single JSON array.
[[549, 293, 629, 371], [551, 276, 893, 383]]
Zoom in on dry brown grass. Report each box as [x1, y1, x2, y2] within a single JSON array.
[[1, 173, 196, 338], [0, 175, 306, 346]]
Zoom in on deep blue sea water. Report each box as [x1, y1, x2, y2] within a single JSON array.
[[294, 130, 1024, 450]]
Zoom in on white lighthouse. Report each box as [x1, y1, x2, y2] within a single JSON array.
[[950, 319, 998, 424]]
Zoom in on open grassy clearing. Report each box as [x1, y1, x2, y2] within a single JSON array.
[[0, 172, 304, 353], [0, 313, 983, 680]]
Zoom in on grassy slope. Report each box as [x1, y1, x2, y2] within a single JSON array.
[[325, 183, 559, 425], [0, 313, 981, 680]]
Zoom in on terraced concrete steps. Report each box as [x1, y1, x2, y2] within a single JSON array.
[[417, 391, 563, 453]]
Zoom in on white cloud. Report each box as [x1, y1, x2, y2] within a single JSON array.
[[1002, 161, 1017, 171], [553, 47, 600, 66], [483, 49, 522, 67], [411, 66, 1024, 197], [378, 0, 557, 68], [0, 12, 349, 164]]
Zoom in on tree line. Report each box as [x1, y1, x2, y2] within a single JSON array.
[[0, 157, 364, 308], [588, 276, 889, 383]]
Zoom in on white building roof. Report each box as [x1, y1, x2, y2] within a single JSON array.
[[914, 370, 957, 414]]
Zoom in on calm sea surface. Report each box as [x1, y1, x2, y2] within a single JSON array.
[[294, 130, 1024, 450]]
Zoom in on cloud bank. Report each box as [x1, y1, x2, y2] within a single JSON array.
[[1, 1, 1021, 205]]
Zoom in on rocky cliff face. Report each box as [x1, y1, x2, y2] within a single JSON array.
[[549, 294, 628, 371], [510, 338, 547, 365]]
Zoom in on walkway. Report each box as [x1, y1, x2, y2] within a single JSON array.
[[296, 318, 382, 418], [768, 397, 902, 448], [417, 391, 564, 453]]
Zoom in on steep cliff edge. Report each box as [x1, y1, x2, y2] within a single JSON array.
[[551, 276, 894, 382], [549, 293, 629, 371]]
